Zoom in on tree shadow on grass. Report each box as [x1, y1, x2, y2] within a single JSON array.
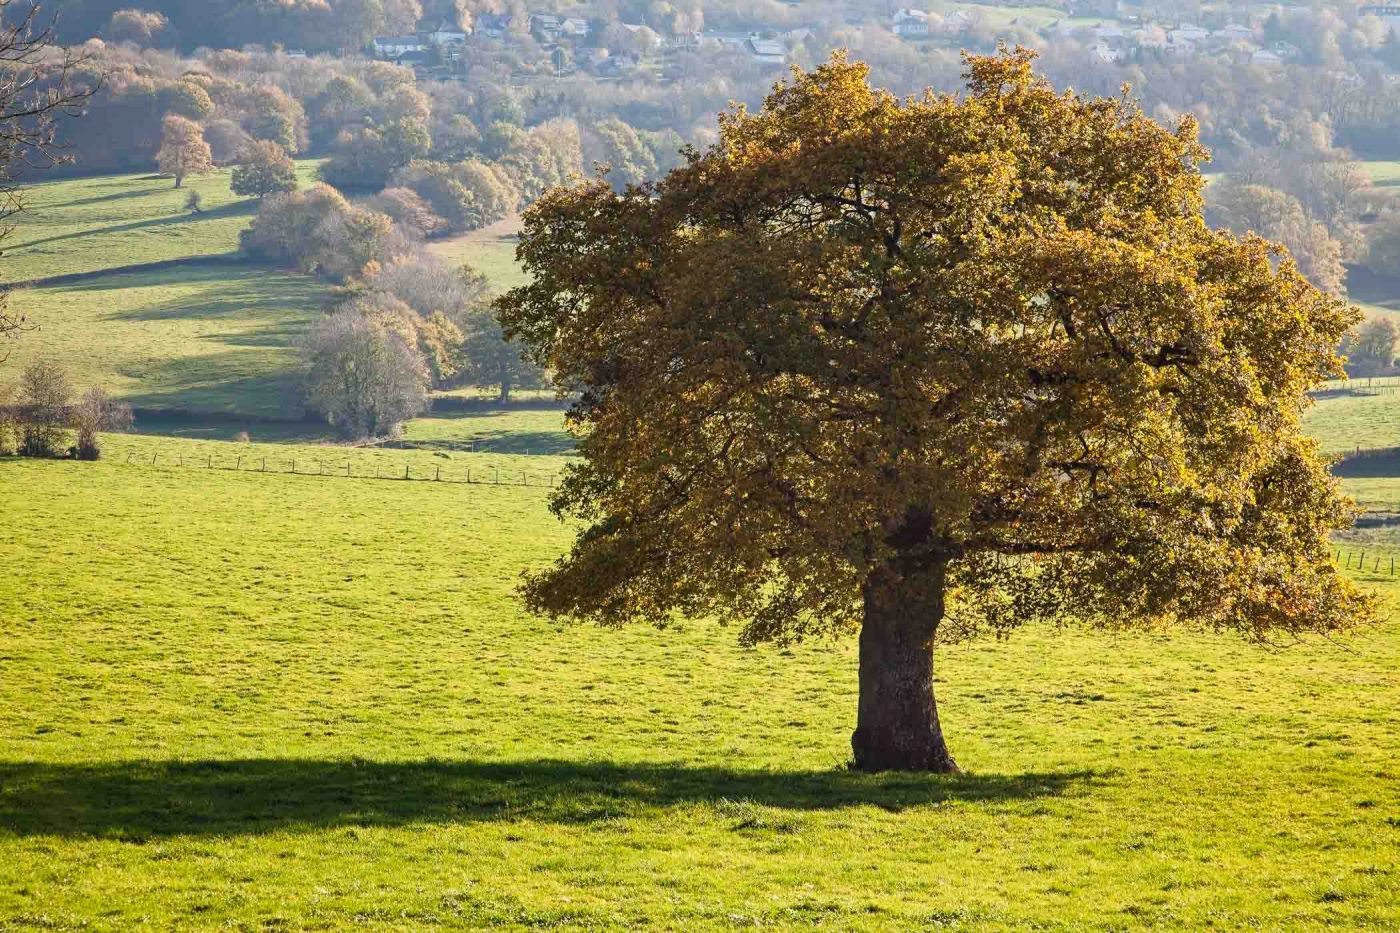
[[6, 200, 255, 252], [0, 758, 1101, 840]]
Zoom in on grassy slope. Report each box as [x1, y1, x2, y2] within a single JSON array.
[[2, 428, 1400, 930], [4, 162, 324, 283], [427, 215, 528, 291], [1, 167, 528, 419], [2, 165, 330, 417]]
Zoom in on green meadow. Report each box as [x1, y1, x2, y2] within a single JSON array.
[[4, 168, 1400, 929], [3, 431, 1400, 930], [1, 167, 524, 420]]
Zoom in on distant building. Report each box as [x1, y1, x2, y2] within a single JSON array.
[[1169, 24, 1209, 43], [1361, 5, 1400, 33], [476, 13, 511, 39], [746, 36, 788, 64], [1213, 23, 1255, 41], [372, 35, 427, 58], [892, 9, 930, 39], [560, 17, 593, 38], [1251, 48, 1283, 66], [426, 21, 469, 46], [530, 14, 562, 43]]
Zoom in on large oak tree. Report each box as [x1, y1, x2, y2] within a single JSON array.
[[497, 51, 1374, 773]]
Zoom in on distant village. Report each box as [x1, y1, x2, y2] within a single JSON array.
[[346, 2, 1400, 85]]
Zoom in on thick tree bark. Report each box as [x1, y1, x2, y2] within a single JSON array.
[[851, 555, 959, 773]]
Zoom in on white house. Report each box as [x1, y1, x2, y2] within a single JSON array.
[[702, 30, 753, 50], [1213, 23, 1254, 41], [747, 36, 787, 64], [560, 17, 592, 38], [1169, 24, 1209, 43], [426, 22, 469, 46], [372, 36, 427, 58], [1089, 40, 1125, 63], [1251, 48, 1283, 66], [892, 8, 930, 38]]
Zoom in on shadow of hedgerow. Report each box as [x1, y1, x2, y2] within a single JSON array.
[[0, 758, 1101, 840]]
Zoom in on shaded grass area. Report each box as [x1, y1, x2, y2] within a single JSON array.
[[2, 440, 1399, 928], [0, 758, 1092, 840], [3, 262, 327, 416]]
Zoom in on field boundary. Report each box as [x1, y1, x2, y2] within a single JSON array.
[[114, 446, 558, 490]]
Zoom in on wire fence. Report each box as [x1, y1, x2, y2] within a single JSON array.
[[117, 447, 559, 490], [1333, 548, 1400, 576]]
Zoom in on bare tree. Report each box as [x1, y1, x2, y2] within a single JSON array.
[[72, 385, 132, 460], [0, 1, 93, 357], [303, 307, 429, 439], [17, 357, 68, 456]]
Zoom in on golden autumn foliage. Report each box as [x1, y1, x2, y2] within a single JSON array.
[[498, 50, 1376, 771]]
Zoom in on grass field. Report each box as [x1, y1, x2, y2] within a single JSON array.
[[5, 161, 1400, 928], [428, 215, 527, 291], [1, 169, 532, 420], [5, 162, 324, 283], [3, 427, 1400, 930]]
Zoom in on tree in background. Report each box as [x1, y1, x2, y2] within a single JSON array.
[[303, 304, 430, 439], [1208, 178, 1347, 295], [1364, 208, 1400, 277], [107, 9, 169, 46], [231, 139, 298, 199], [72, 387, 133, 460], [17, 359, 70, 457], [582, 116, 658, 191], [320, 116, 431, 191], [0, 1, 91, 358], [0, 382, 18, 454], [245, 85, 306, 155], [368, 186, 447, 238], [241, 183, 402, 282], [499, 52, 1373, 773], [458, 307, 544, 402], [1342, 317, 1400, 378], [156, 114, 213, 188]]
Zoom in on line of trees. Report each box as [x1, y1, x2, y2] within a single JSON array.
[[0, 360, 133, 459]]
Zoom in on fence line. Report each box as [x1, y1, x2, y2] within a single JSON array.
[[118, 447, 558, 490]]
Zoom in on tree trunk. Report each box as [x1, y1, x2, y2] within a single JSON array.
[[498, 378, 511, 403], [851, 555, 959, 773]]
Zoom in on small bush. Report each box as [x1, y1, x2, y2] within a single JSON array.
[[72, 387, 134, 461]]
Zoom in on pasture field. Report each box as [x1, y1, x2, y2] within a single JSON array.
[[5, 162, 324, 283], [1305, 382, 1400, 456], [427, 215, 528, 291], [1, 169, 532, 421], [2, 425, 1400, 930]]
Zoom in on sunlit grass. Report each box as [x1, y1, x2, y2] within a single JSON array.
[[2, 422, 1399, 928]]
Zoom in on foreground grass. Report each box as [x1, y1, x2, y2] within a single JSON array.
[[2, 435, 1399, 929]]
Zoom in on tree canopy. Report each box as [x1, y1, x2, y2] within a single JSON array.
[[498, 50, 1375, 772]]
